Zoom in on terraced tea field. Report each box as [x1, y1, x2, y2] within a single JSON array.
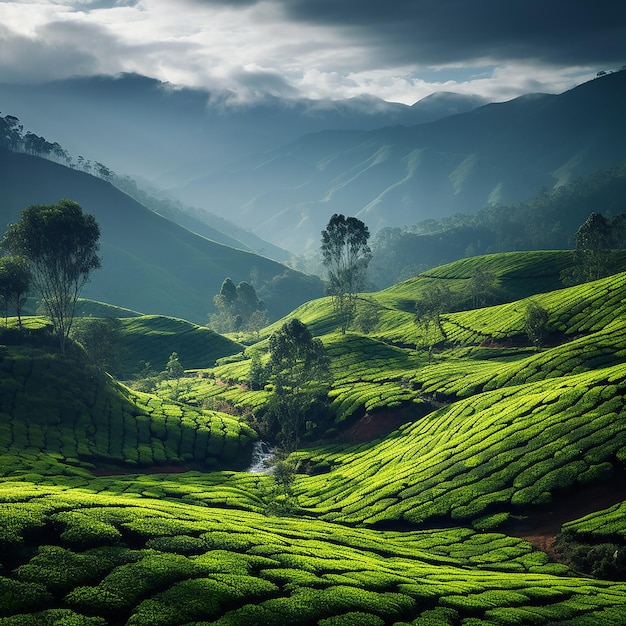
[[1, 252, 626, 623], [0, 345, 255, 476], [2, 481, 626, 625], [117, 316, 243, 378], [293, 362, 626, 526]]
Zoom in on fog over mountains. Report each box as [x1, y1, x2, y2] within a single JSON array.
[[1, 70, 625, 255], [0, 73, 487, 186]]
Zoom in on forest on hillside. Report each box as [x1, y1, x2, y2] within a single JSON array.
[[369, 166, 626, 287]]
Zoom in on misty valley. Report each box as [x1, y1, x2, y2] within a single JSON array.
[[0, 71, 626, 625]]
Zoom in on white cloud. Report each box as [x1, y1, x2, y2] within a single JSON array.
[[0, 0, 621, 102]]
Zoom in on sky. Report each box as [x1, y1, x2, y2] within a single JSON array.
[[0, 0, 625, 105]]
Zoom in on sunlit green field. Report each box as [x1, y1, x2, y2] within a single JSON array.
[[1, 251, 626, 623]]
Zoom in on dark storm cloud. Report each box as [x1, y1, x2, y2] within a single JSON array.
[[1, 0, 620, 103], [0, 21, 111, 82], [282, 0, 626, 67]]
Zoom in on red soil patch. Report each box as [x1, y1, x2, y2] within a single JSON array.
[[337, 407, 417, 444], [504, 472, 626, 560]]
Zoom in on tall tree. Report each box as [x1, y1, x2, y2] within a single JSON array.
[[415, 282, 453, 361], [2, 199, 101, 354], [0, 255, 31, 327], [574, 212, 616, 282], [321, 213, 372, 333], [267, 319, 331, 451]]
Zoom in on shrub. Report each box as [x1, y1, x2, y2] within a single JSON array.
[[0, 609, 107, 625], [318, 612, 385, 626], [54, 512, 122, 549], [0, 577, 53, 616]]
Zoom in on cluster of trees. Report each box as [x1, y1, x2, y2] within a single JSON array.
[[0, 199, 101, 354], [209, 278, 269, 335], [0, 114, 114, 180], [561, 212, 625, 285]]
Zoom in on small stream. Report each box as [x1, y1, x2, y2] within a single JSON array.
[[246, 441, 275, 473]]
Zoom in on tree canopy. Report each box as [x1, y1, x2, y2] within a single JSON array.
[[321, 213, 372, 333], [210, 278, 267, 334], [267, 318, 331, 451], [2, 199, 101, 353], [0, 255, 31, 326]]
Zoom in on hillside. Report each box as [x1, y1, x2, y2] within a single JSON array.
[[1, 253, 626, 623], [0, 331, 255, 476], [115, 315, 244, 379], [174, 71, 626, 252], [0, 148, 323, 324], [369, 165, 626, 287]]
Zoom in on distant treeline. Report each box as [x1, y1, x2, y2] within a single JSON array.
[[370, 166, 626, 288], [0, 113, 115, 179]]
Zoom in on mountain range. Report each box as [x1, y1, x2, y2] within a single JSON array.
[[4, 70, 623, 255], [1, 70, 625, 294], [172, 70, 626, 252]]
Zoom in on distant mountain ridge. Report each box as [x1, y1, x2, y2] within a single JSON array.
[[0, 73, 488, 187], [0, 148, 323, 324], [173, 71, 626, 252], [3, 71, 624, 257]]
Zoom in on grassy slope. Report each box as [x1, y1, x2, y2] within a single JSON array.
[[2, 252, 626, 623], [115, 315, 243, 378], [0, 149, 323, 324]]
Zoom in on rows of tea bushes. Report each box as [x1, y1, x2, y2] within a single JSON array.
[[292, 361, 626, 526], [412, 318, 626, 399], [4, 252, 626, 622], [177, 271, 626, 436], [87, 470, 268, 514], [166, 270, 626, 439], [172, 373, 271, 416], [74, 299, 142, 319], [0, 345, 255, 476], [555, 501, 626, 581], [117, 315, 243, 377], [1, 480, 626, 624], [174, 332, 428, 424], [379, 250, 575, 308], [561, 501, 626, 542], [440, 270, 626, 347], [419, 250, 576, 281], [325, 333, 424, 421], [258, 252, 626, 344]]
